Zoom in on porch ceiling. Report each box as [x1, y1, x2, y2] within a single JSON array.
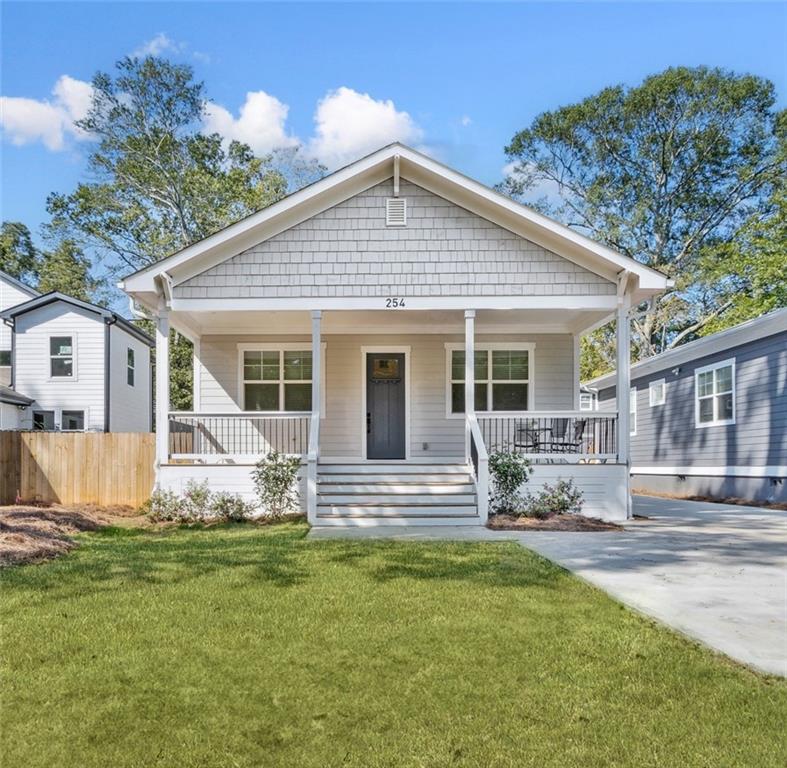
[[171, 307, 611, 339]]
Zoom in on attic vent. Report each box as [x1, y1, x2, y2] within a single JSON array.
[[386, 197, 407, 226]]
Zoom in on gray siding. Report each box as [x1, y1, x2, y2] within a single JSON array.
[[178, 179, 614, 299], [598, 331, 787, 469], [197, 332, 574, 459]]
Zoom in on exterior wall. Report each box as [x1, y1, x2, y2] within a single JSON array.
[[0, 402, 22, 430], [178, 179, 615, 300], [108, 324, 152, 432], [0, 274, 37, 386], [13, 302, 106, 430], [197, 332, 575, 459], [598, 330, 787, 503]]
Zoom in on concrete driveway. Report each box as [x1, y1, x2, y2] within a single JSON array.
[[311, 496, 787, 676]]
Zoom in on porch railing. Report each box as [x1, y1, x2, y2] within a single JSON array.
[[168, 412, 310, 461], [478, 412, 618, 462]]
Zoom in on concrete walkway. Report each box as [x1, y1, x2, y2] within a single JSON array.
[[309, 496, 787, 676]]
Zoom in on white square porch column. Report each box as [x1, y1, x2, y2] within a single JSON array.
[[307, 310, 322, 524], [616, 288, 632, 517], [155, 307, 170, 477], [464, 309, 475, 461]]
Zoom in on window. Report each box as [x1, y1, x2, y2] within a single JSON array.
[[649, 379, 666, 407], [127, 348, 135, 386], [61, 410, 85, 431], [242, 349, 312, 411], [695, 359, 735, 427], [0, 350, 10, 367], [50, 336, 74, 378], [630, 388, 637, 435], [33, 411, 55, 430], [447, 345, 532, 415], [579, 391, 597, 411]]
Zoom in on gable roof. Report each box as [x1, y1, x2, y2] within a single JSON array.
[[1, 291, 154, 347], [119, 143, 671, 306], [0, 270, 40, 300], [586, 308, 787, 390]]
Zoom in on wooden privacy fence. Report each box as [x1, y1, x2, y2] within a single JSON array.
[[0, 432, 155, 507]]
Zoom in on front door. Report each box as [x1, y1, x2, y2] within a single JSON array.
[[366, 353, 406, 459]]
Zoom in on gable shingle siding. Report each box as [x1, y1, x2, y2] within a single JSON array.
[[177, 180, 615, 299]]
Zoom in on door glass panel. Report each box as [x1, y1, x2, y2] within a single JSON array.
[[245, 383, 279, 411], [372, 358, 400, 380], [284, 383, 312, 411]]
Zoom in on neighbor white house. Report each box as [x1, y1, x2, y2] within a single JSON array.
[[120, 144, 670, 525], [0, 283, 154, 432]]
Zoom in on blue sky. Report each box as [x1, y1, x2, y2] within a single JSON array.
[[2, 1, 786, 246]]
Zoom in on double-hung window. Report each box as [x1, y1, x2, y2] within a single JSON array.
[[241, 348, 313, 412], [649, 379, 665, 406], [695, 359, 735, 427], [50, 336, 74, 378], [447, 344, 533, 414]]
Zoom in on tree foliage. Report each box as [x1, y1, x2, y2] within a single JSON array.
[[37, 240, 97, 301], [502, 66, 785, 367], [0, 222, 38, 283]]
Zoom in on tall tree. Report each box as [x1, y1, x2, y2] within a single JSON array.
[[0, 222, 38, 282], [501, 66, 784, 363], [37, 240, 97, 301]]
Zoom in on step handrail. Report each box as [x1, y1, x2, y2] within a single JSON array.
[[467, 412, 489, 524]]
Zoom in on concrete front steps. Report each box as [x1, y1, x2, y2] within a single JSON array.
[[314, 461, 481, 527]]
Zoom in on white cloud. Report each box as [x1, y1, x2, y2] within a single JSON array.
[[460, 115, 472, 127], [308, 87, 424, 169], [203, 91, 299, 155], [0, 75, 93, 151], [132, 33, 183, 58]]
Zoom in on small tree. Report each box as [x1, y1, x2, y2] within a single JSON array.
[[251, 451, 302, 519], [488, 451, 533, 514]]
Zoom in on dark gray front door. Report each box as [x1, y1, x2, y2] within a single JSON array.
[[366, 353, 406, 459]]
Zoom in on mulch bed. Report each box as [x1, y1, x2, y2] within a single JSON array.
[[487, 514, 622, 531], [0, 505, 148, 567]]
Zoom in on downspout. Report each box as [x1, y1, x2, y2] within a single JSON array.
[[104, 317, 117, 432]]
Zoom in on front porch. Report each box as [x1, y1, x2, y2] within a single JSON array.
[[154, 306, 631, 524]]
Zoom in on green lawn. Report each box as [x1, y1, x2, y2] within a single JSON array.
[[2, 523, 785, 768]]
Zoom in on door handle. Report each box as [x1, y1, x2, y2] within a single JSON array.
[[367, 412, 371, 434]]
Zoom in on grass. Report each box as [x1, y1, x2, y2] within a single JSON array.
[[1, 522, 785, 768]]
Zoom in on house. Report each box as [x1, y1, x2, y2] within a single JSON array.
[[0, 286, 154, 432], [585, 308, 787, 504], [0, 270, 40, 387], [120, 143, 670, 526]]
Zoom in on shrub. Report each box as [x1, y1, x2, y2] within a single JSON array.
[[145, 489, 186, 522], [212, 491, 257, 522], [488, 451, 533, 514], [181, 480, 213, 522], [251, 450, 302, 519], [522, 479, 584, 519]]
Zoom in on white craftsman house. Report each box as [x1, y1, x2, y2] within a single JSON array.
[[120, 144, 670, 526], [0, 288, 153, 432]]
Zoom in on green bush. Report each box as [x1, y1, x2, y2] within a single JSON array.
[[144, 484, 256, 524], [522, 479, 584, 519], [251, 451, 302, 519], [145, 488, 186, 522], [181, 480, 213, 521], [212, 491, 257, 522], [488, 451, 533, 514]]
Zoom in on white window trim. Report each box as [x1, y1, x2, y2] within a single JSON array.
[[579, 391, 597, 412], [694, 358, 736, 428], [444, 342, 536, 419], [649, 378, 666, 407], [127, 347, 136, 387], [630, 387, 637, 436], [48, 333, 77, 382], [236, 342, 326, 415]]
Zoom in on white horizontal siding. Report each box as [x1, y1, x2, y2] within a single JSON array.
[[109, 325, 152, 432], [14, 303, 106, 430], [1, 274, 37, 385], [196, 332, 575, 459]]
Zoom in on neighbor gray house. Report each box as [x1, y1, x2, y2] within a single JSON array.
[[120, 143, 670, 526], [585, 308, 787, 504]]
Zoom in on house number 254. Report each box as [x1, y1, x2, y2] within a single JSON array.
[[385, 297, 406, 308]]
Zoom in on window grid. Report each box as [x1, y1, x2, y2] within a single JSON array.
[[242, 349, 313, 412], [450, 349, 530, 413]]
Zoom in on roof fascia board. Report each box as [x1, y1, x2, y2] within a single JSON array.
[[587, 309, 787, 388]]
